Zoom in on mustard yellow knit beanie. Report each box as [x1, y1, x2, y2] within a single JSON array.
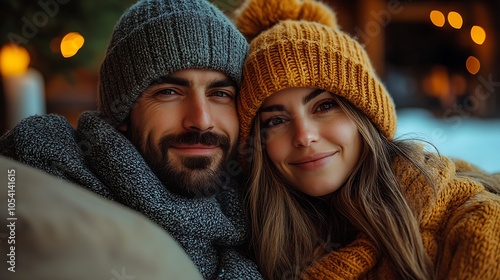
[[235, 0, 397, 152]]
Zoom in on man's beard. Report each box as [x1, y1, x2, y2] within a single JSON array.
[[130, 129, 233, 197]]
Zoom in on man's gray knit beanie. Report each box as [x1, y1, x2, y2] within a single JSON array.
[[98, 0, 249, 126]]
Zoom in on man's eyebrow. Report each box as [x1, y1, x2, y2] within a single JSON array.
[[150, 76, 190, 87], [209, 79, 236, 89], [149, 76, 236, 89]]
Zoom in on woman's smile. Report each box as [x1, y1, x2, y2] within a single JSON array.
[[289, 151, 337, 171]]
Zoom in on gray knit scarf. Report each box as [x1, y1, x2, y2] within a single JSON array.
[[0, 112, 262, 280]]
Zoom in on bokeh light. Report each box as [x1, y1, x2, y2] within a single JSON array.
[[430, 10, 445, 27], [466, 56, 480, 75], [0, 44, 30, 76], [470, 26, 486, 45], [447, 11, 463, 29], [60, 32, 85, 58]]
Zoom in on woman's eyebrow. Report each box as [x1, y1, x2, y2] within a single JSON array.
[[303, 89, 325, 104], [260, 104, 286, 113], [260, 89, 326, 113]]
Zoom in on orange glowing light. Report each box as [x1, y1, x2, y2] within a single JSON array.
[[430, 10, 445, 27], [471, 26, 486, 45], [60, 32, 84, 58], [0, 44, 30, 76], [448, 12, 463, 29], [466, 56, 480, 75]]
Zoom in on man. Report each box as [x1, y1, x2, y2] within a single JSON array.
[[0, 0, 261, 279]]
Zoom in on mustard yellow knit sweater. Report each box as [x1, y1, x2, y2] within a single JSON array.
[[302, 152, 500, 279]]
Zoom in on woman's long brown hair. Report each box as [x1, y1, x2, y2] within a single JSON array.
[[244, 94, 436, 279]]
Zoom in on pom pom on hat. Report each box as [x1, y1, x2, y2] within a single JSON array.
[[234, 0, 337, 41]]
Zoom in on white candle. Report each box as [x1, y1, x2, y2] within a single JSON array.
[[3, 68, 45, 129]]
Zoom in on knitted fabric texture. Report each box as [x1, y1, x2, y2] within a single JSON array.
[[301, 150, 500, 279], [235, 0, 397, 152], [99, 0, 248, 127], [0, 114, 263, 280]]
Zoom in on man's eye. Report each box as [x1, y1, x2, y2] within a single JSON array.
[[156, 89, 176, 95], [211, 91, 232, 98]]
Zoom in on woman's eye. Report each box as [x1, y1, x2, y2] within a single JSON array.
[[316, 100, 337, 112], [262, 117, 286, 128]]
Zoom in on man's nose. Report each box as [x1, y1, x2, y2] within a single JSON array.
[[182, 96, 215, 132]]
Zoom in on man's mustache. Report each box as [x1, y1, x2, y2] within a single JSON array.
[[159, 131, 230, 150]]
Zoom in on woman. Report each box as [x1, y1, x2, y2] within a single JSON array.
[[234, 0, 500, 279]]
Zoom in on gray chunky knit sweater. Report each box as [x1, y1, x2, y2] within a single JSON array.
[[0, 112, 262, 280]]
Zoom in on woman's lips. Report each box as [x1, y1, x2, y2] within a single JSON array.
[[289, 152, 337, 171]]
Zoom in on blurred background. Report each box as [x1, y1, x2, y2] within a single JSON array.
[[0, 0, 498, 172]]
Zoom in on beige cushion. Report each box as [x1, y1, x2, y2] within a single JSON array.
[[0, 156, 202, 280]]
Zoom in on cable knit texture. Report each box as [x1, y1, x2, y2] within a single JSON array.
[[235, 0, 397, 156], [301, 148, 500, 279], [0, 113, 262, 280]]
